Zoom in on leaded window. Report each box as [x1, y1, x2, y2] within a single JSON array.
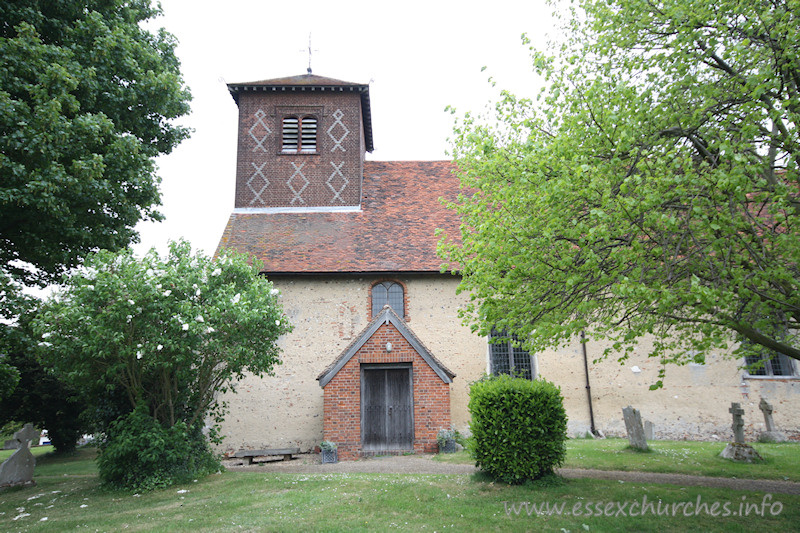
[[490, 329, 534, 380], [745, 350, 796, 376], [741, 319, 797, 377], [372, 281, 404, 318]]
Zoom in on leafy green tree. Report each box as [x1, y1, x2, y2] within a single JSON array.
[[0, 273, 33, 400], [0, 0, 191, 287], [440, 0, 800, 385], [0, 349, 87, 454], [0, 357, 20, 402], [0, 301, 86, 453], [36, 241, 291, 437]]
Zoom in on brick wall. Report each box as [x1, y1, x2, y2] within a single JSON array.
[[234, 91, 365, 208], [322, 322, 451, 460]]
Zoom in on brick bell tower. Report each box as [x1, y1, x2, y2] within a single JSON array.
[[227, 74, 373, 210]]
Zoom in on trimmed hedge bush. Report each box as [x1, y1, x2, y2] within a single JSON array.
[[468, 374, 567, 484], [97, 404, 219, 492]]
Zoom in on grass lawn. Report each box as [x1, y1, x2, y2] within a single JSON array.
[[435, 438, 800, 482], [1, 441, 798, 532]]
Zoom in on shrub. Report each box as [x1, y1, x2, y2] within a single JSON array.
[[468, 374, 567, 484], [97, 404, 219, 492]]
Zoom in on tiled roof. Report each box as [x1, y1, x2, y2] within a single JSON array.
[[227, 73, 365, 87], [216, 160, 462, 273]]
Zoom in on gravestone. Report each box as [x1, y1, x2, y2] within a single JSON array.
[[644, 420, 655, 441], [719, 402, 763, 463], [0, 423, 38, 488], [757, 397, 787, 443], [621, 406, 648, 451], [729, 402, 745, 444]]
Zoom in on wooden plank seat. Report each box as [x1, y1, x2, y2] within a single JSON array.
[[233, 448, 300, 465]]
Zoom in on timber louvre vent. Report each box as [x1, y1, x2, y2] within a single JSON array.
[[282, 116, 317, 153]]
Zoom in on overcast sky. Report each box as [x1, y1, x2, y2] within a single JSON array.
[[133, 0, 555, 256]]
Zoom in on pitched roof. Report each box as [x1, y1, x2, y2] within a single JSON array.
[[228, 73, 366, 88], [227, 73, 374, 152], [216, 160, 462, 274], [317, 305, 456, 388]]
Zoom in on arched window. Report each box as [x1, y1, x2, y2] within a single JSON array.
[[372, 281, 404, 318], [282, 115, 317, 153]]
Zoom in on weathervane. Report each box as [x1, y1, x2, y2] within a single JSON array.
[[301, 33, 319, 74]]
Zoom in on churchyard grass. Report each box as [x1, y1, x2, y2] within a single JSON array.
[[0, 445, 55, 462], [564, 439, 800, 481], [435, 438, 800, 482], [2, 442, 798, 531]]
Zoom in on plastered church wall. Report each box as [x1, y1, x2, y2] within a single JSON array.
[[215, 274, 484, 454], [215, 275, 799, 454]]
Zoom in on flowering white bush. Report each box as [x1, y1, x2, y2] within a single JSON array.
[[36, 240, 292, 436]]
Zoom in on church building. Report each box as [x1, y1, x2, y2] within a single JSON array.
[[215, 73, 798, 459]]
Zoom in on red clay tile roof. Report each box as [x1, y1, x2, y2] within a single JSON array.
[[216, 160, 462, 273]]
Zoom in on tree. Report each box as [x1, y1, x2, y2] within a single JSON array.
[[0, 273, 33, 400], [0, 0, 191, 287], [0, 348, 87, 454], [34, 241, 291, 487], [36, 240, 291, 434], [440, 0, 800, 385]]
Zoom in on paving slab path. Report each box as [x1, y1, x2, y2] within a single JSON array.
[[223, 453, 800, 495]]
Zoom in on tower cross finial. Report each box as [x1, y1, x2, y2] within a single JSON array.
[[301, 33, 319, 74]]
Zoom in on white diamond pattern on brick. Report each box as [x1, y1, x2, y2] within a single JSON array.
[[247, 161, 269, 205], [287, 162, 309, 205], [249, 109, 271, 152], [327, 109, 349, 152], [326, 161, 348, 203]]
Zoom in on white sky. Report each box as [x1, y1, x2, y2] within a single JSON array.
[[133, 0, 554, 256]]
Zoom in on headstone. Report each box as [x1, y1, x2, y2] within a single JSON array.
[[0, 423, 38, 488], [729, 402, 745, 444], [757, 397, 787, 443], [720, 402, 763, 462], [644, 420, 655, 441], [622, 406, 648, 451]]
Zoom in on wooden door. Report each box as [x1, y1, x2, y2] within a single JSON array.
[[361, 366, 413, 451]]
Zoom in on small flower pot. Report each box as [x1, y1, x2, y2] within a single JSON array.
[[438, 439, 456, 454], [321, 449, 338, 464]]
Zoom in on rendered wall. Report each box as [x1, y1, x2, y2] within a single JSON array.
[[215, 274, 800, 455], [215, 274, 482, 455]]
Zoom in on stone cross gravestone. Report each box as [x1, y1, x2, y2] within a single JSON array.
[[759, 397, 776, 431], [758, 397, 787, 443], [622, 406, 649, 451], [720, 402, 763, 462], [0, 423, 38, 488], [729, 402, 745, 444]]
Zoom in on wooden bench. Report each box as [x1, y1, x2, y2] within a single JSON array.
[[233, 448, 300, 465]]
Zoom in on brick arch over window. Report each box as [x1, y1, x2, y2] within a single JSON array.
[[369, 280, 408, 319]]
